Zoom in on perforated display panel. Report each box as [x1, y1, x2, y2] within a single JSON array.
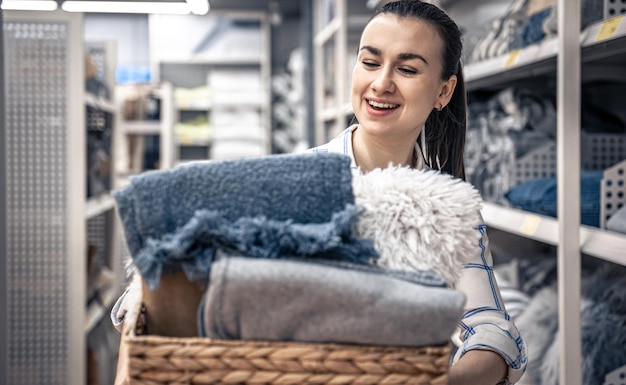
[[601, 160, 626, 229], [0, 8, 8, 384], [87, 212, 111, 290], [582, 133, 626, 171], [514, 142, 557, 186], [605, 0, 626, 18], [4, 20, 70, 384]]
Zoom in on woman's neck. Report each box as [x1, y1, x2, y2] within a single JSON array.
[[352, 126, 417, 173]]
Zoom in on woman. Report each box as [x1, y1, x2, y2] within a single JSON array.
[[312, 1, 527, 384]]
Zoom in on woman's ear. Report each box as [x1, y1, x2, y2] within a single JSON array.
[[435, 74, 457, 109]]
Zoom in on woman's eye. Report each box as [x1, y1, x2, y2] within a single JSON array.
[[362, 61, 378, 68], [399, 67, 417, 75]]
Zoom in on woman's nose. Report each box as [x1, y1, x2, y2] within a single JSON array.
[[371, 68, 395, 93]]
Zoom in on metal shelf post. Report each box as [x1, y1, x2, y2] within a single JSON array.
[[557, 0, 583, 384]]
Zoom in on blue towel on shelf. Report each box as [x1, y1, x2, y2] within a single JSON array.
[[505, 171, 603, 227], [114, 152, 378, 289], [514, 8, 551, 49]]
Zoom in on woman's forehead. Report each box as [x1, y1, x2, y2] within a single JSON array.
[[359, 14, 444, 57], [364, 13, 437, 35]]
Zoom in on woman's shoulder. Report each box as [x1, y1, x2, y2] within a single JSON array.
[[307, 126, 356, 155]]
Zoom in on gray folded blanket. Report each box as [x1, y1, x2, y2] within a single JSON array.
[[113, 153, 378, 289], [199, 256, 466, 347]]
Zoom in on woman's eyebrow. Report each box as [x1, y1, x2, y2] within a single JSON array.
[[398, 52, 428, 65], [360, 45, 382, 56], [359, 45, 428, 65]]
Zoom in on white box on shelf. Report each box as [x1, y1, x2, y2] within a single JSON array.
[[211, 109, 261, 127], [211, 90, 265, 107], [208, 69, 262, 91], [211, 125, 265, 142], [210, 140, 266, 160]]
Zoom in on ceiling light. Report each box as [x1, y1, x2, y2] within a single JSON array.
[[1, 0, 58, 11], [186, 0, 210, 15], [61, 1, 192, 14]]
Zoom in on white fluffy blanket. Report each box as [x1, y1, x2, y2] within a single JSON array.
[[352, 166, 483, 286]]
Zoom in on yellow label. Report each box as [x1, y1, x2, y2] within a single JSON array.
[[520, 214, 542, 236], [504, 50, 521, 69], [596, 16, 624, 41]]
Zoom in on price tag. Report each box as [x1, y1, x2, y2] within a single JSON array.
[[504, 50, 521, 69], [520, 214, 541, 236], [595, 16, 624, 41]]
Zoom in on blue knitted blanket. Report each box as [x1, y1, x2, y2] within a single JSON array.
[[114, 152, 378, 289]]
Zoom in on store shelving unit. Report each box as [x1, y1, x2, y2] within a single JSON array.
[[2, 10, 85, 385], [84, 40, 127, 343], [314, 1, 626, 384], [2, 11, 131, 384], [464, 12, 626, 380], [448, 2, 626, 384], [460, 13, 626, 266], [313, 0, 347, 145], [482, 202, 626, 265], [115, 82, 175, 174], [313, 0, 372, 146], [85, 42, 118, 220], [85, 88, 118, 219], [464, 14, 626, 90], [149, 11, 272, 162], [170, 82, 212, 161]]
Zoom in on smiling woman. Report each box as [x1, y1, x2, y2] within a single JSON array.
[[347, 2, 466, 178], [351, 14, 457, 173], [309, 1, 528, 384]]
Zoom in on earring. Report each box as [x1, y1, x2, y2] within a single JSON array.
[[438, 103, 443, 112]]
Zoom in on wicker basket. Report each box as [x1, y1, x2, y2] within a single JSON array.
[[120, 277, 452, 385], [125, 334, 450, 384]]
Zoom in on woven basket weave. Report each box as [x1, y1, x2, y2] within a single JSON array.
[[125, 332, 450, 385], [121, 277, 451, 385]]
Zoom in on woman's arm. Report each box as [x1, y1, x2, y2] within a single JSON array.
[[449, 349, 508, 385], [114, 321, 130, 385], [451, 221, 527, 384]]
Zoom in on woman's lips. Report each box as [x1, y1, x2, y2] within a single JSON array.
[[365, 99, 399, 116]]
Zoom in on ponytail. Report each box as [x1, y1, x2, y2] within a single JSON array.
[[423, 63, 467, 180]]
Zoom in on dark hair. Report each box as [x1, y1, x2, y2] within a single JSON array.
[[370, 0, 467, 180]]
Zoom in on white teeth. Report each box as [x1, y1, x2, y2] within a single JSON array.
[[369, 100, 398, 109]]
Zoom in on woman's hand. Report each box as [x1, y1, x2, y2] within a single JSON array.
[[448, 349, 508, 385]]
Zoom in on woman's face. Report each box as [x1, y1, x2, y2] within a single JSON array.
[[351, 13, 456, 142]]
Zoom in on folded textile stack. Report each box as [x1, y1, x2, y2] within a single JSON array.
[[113, 153, 485, 353], [467, 0, 604, 65], [112, 153, 488, 384]]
